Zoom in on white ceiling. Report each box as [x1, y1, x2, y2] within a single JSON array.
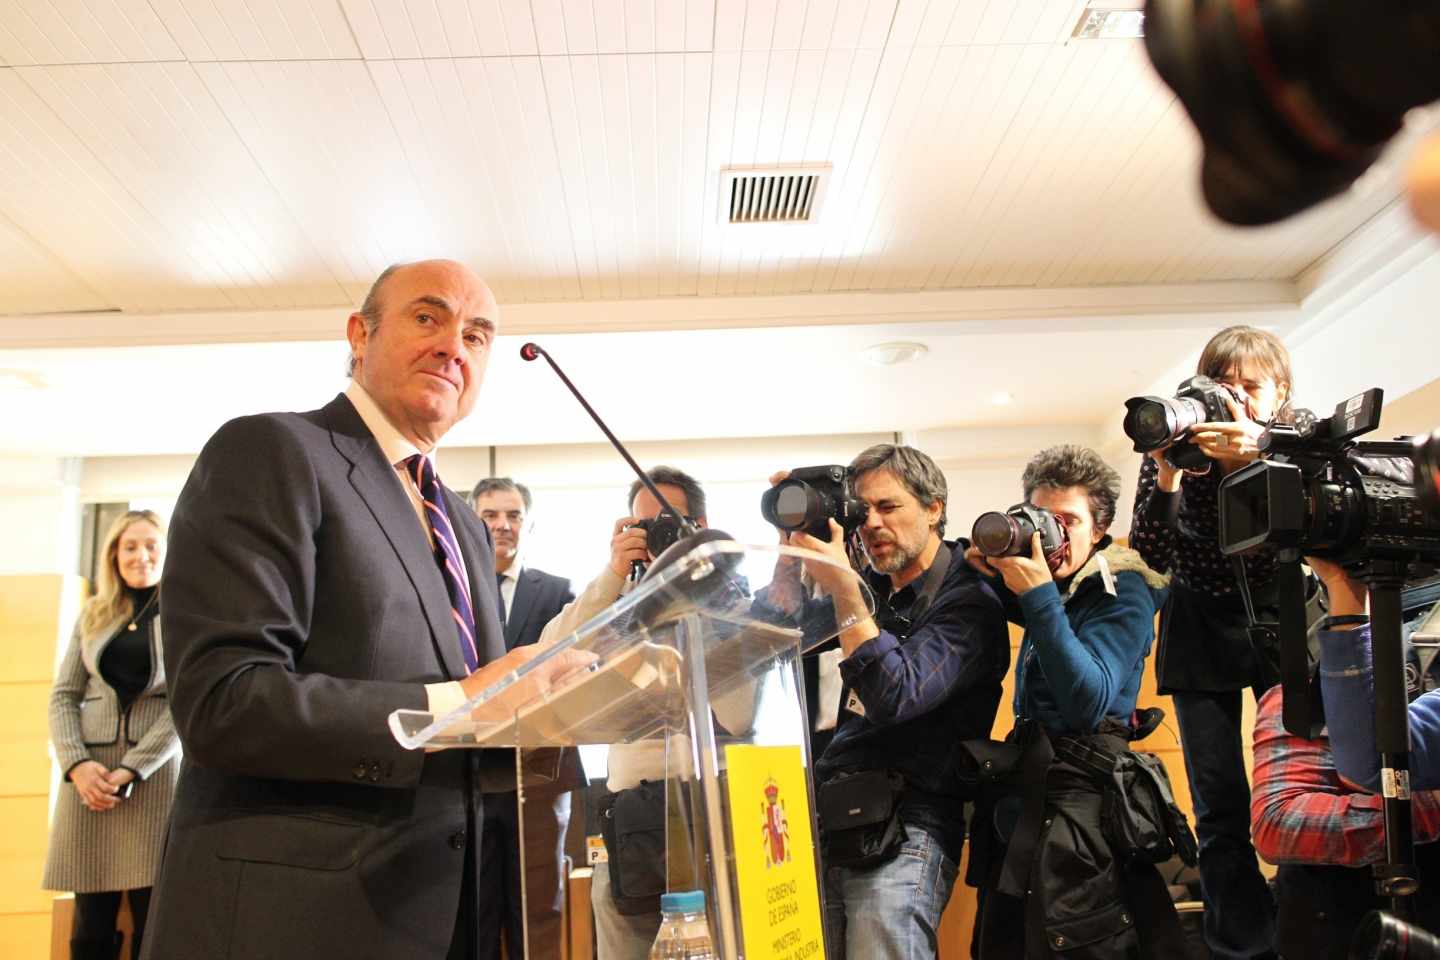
[[0, 0, 1435, 461], [0, 0, 1432, 317]]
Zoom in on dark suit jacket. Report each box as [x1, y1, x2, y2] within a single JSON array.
[[143, 394, 508, 960], [504, 567, 574, 651]]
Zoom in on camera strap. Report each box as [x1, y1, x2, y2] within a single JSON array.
[[1234, 554, 1324, 738]]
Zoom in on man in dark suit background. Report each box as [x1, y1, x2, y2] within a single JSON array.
[[144, 260, 573, 960], [470, 476, 577, 958], [473, 477, 575, 653]]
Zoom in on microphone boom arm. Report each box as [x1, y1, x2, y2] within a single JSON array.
[[519, 342, 696, 534]]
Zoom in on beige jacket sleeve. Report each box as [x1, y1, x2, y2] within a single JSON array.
[[538, 566, 628, 646]]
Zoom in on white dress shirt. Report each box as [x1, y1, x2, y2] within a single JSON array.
[[344, 380, 470, 719]]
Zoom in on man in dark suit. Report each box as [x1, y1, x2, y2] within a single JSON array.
[[473, 477, 575, 653], [470, 476, 576, 958], [144, 260, 570, 960]]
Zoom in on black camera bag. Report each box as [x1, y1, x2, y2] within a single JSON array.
[[1101, 751, 1197, 867], [596, 780, 667, 915], [816, 769, 907, 869]]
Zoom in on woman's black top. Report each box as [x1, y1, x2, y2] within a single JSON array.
[[1130, 456, 1280, 694], [99, 585, 157, 710]]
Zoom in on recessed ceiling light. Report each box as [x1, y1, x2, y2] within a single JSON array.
[[989, 391, 1014, 406], [1072, 8, 1145, 40], [863, 342, 928, 367]]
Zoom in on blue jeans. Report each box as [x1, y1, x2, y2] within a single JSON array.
[[1173, 689, 1276, 960], [823, 824, 957, 960]]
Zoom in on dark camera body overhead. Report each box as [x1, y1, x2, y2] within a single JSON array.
[[760, 465, 869, 542], [1143, 0, 1440, 225]]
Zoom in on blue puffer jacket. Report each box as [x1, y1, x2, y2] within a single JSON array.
[[1007, 538, 1170, 736]]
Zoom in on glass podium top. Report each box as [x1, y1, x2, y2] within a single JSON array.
[[388, 538, 875, 750]]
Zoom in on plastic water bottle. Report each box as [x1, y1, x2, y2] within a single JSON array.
[[649, 890, 716, 960]]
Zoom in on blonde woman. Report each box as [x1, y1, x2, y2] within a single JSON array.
[[43, 510, 179, 960]]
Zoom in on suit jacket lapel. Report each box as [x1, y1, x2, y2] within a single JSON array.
[[445, 487, 507, 666], [505, 568, 541, 650], [324, 394, 468, 681]]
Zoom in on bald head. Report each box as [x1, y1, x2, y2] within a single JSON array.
[[346, 259, 499, 449]]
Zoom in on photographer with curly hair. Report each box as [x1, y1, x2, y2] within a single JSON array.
[[965, 445, 1183, 959]]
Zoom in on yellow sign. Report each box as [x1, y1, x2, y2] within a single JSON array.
[[724, 745, 825, 960]]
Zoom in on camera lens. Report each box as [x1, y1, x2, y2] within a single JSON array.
[[1351, 909, 1440, 959], [1130, 401, 1173, 448], [774, 484, 816, 529], [972, 511, 1027, 558], [1418, 429, 1440, 518]]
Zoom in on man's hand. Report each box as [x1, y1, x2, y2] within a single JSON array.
[[71, 760, 122, 812], [789, 519, 856, 597], [1307, 555, 1369, 622], [1190, 394, 1267, 472], [457, 643, 598, 723], [607, 516, 650, 579], [988, 532, 1054, 596], [789, 519, 877, 656], [964, 543, 999, 578]]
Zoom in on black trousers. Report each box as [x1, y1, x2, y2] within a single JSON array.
[[73, 888, 151, 951]]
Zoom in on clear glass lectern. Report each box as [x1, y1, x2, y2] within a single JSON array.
[[390, 540, 875, 960]]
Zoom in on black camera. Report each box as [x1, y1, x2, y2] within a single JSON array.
[[1218, 389, 1440, 566], [630, 514, 691, 559], [1143, 0, 1440, 225], [760, 465, 869, 542], [971, 504, 1069, 569], [1124, 375, 1239, 471]]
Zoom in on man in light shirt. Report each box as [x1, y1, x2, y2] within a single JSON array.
[[538, 466, 738, 959]]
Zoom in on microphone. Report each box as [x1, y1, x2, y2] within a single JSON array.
[[519, 342, 698, 553]]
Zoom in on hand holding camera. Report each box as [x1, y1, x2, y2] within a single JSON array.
[[607, 516, 651, 579], [969, 503, 1070, 596]]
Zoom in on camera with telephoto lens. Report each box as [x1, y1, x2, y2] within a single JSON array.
[[1142, 0, 1440, 226], [1124, 375, 1240, 471], [760, 465, 869, 542], [971, 504, 1070, 570], [1217, 388, 1440, 566]]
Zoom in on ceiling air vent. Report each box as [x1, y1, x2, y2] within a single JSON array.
[[720, 165, 830, 224]]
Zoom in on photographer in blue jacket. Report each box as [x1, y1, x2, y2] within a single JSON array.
[[964, 445, 1186, 959]]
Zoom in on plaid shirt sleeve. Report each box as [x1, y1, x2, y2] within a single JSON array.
[[840, 574, 1007, 727], [1251, 685, 1440, 866]]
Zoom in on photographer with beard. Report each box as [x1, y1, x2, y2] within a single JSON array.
[[1129, 325, 1295, 960], [777, 444, 1009, 960], [963, 445, 1184, 959]]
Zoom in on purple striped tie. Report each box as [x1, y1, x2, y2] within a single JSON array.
[[404, 454, 479, 673]]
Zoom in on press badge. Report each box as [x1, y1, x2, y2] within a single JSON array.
[[844, 689, 867, 718], [1097, 553, 1117, 597]]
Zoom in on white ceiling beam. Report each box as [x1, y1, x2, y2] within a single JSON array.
[[0, 279, 1299, 349]]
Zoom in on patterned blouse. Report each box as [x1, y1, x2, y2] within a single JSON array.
[[1130, 454, 1277, 598]]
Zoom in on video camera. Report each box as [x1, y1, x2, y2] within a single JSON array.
[[1124, 374, 1241, 471], [760, 465, 869, 542], [1217, 388, 1440, 566]]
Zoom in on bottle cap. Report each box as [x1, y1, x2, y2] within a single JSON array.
[[660, 890, 706, 914]]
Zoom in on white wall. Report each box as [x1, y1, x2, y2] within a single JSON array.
[[0, 455, 81, 576]]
